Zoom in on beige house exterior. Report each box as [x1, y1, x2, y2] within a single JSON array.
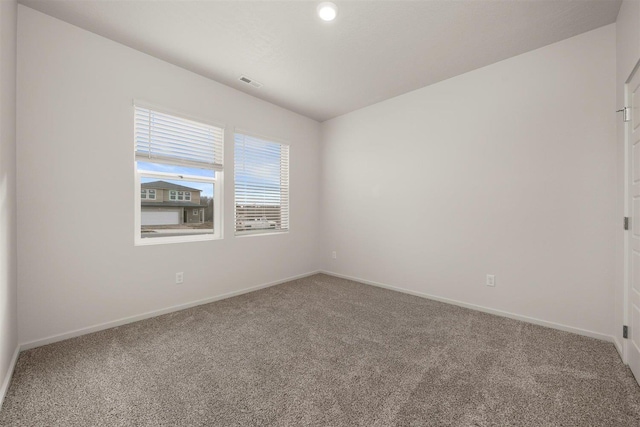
[[141, 181, 207, 225]]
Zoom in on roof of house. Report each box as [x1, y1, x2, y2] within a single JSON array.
[[141, 201, 207, 208], [141, 181, 201, 192]]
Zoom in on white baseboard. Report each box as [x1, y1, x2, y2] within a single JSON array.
[[20, 270, 320, 351], [321, 270, 615, 343], [613, 336, 624, 361], [17, 268, 617, 354], [0, 345, 20, 411]]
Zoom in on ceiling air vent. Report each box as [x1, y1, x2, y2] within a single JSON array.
[[239, 75, 263, 89]]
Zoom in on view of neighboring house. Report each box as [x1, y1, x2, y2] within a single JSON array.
[[141, 181, 207, 225]]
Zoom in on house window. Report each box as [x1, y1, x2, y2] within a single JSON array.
[[135, 104, 224, 245], [175, 191, 190, 201], [193, 209, 198, 216], [234, 132, 289, 235], [141, 189, 156, 200]]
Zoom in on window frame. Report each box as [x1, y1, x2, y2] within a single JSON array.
[[234, 130, 290, 237], [133, 101, 224, 246]]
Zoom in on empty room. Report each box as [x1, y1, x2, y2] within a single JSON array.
[[1, 0, 640, 425]]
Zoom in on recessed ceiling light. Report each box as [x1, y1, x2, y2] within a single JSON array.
[[317, 2, 338, 22]]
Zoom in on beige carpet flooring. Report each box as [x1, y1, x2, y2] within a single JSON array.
[[1, 273, 639, 426]]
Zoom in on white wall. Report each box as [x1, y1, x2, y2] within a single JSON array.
[[615, 0, 640, 357], [16, 6, 321, 345], [320, 25, 617, 339], [13, 4, 623, 350], [0, 0, 18, 402]]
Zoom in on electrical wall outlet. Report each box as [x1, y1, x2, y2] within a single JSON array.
[[332, 251, 337, 259], [176, 272, 184, 284], [486, 274, 495, 287]]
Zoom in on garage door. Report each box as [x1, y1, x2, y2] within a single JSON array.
[[141, 210, 180, 226]]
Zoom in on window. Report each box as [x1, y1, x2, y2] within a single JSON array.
[[140, 189, 156, 200], [174, 191, 190, 201], [234, 132, 289, 235], [135, 104, 224, 244], [193, 209, 198, 216]]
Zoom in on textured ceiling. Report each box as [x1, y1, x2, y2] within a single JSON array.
[[19, 0, 622, 122]]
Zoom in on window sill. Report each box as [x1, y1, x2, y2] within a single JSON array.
[[135, 233, 220, 246], [235, 230, 289, 238]]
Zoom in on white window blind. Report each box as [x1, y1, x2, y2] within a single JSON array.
[[135, 105, 224, 170], [234, 133, 289, 234]]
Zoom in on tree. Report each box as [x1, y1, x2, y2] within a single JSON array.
[[201, 196, 214, 222]]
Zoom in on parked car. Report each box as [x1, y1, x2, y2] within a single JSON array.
[[238, 217, 276, 230]]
